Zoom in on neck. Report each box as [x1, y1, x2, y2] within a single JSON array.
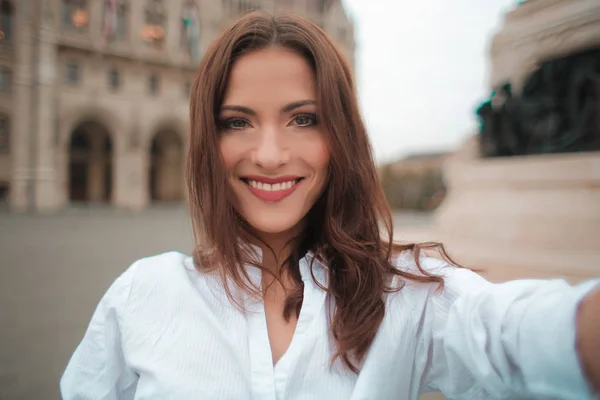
[[249, 226, 305, 275]]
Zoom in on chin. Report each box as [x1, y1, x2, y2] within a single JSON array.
[[239, 205, 307, 237], [245, 217, 302, 236]]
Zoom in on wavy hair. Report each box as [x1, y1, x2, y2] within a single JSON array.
[[187, 11, 459, 373]]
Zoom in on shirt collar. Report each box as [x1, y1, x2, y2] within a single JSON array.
[[241, 244, 328, 290], [302, 250, 328, 289]]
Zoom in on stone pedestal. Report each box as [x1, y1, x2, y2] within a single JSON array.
[[435, 0, 600, 284], [435, 137, 600, 283]]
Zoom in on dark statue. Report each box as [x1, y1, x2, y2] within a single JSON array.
[[476, 46, 600, 157]]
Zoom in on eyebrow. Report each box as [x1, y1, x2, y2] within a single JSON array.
[[220, 100, 317, 116]]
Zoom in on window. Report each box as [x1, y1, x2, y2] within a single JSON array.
[[102, 0, 129, 42], [0, 114, 9, 152], [62, 0, 89, 30], [185, 80, 191, 97], [142, 0, 166, 45], [0, 66, 10, 92], [0, 1, 13, 43], [148, 73, 160, 95], [66, 62, 81, 84], [181, 1, 201, 64], [108, 68, 120, 90]]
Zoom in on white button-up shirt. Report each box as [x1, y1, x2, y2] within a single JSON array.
[[61, 251, 598, 399]]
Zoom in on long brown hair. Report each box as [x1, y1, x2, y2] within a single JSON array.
[[187, 11, 457, 373]]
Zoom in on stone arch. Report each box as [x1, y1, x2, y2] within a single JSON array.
[[60, 105, 122, 149], [147, 119, 186, 203], [67, 120, 113, 203]]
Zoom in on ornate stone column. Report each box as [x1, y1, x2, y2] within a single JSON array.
[[9, 0, 35, 211], [112, 115, 148, 211], [32, 0, 61, 211]]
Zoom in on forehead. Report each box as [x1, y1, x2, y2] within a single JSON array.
[[223, 47, 316, 106]]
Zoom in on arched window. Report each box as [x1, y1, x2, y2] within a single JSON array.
[[0, 0, 13, 43], [142, 0, 166, 45], [62, 0, 90, 30], [0, 113, 9, 153], [103, 0, 129, 42], [0, 66, 11, 92]]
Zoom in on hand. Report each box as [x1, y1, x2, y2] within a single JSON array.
[[577, 284, 600, 394]]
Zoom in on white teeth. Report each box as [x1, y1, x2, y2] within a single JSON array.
[[246, 179, 298, 191]]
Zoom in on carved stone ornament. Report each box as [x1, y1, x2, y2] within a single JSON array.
[[477, 46, 600, 157]]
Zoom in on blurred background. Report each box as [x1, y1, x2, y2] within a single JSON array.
[[0, 0, 599, 399]]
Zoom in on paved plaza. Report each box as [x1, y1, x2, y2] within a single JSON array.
[[0, 207, 432, 399]]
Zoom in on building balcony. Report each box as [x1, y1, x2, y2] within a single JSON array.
[[56, 30, 197, 70]]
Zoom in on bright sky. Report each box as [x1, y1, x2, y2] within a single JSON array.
[[341, 0, 518, 163]]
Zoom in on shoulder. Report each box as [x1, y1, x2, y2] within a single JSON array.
[[382, 251, 493, 345], [105, 251, 198, 308], [392, 250, 483, 284], [388, 250, 491, 306], [392, 249, 451, 277], [119, 251, 199, 296], [127, 251, 192, 284]]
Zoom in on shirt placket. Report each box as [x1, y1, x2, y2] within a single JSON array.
[[244, 257, 328, 400], [244, 265, 277, 400], [273, 256, 328, 399]]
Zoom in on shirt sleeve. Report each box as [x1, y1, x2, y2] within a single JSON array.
[[418, 261, 600, 400], [60, 262, 139, 400]]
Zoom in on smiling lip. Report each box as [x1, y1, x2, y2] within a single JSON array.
[[241, 175, 303, 203], [242, 175, 301, 184]]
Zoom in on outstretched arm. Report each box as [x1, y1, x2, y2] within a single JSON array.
[[577, 285, 600, 393], [416, 261, 600, 400]]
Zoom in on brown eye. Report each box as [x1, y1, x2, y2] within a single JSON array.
[[291, 114, 318, 127]]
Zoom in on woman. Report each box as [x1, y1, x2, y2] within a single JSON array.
[[61, 11, 600, 400]]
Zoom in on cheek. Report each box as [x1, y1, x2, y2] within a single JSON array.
[[219, 138, 239, 171], [309, 140, 330, 176]]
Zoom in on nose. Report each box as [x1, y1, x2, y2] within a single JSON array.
[[251, 126, 289, 169]]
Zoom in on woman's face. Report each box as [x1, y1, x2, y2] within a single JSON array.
[[219, 47, 330, 241]]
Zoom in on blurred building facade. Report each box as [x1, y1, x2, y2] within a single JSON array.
[[0, 0, 355, 211], [379, 152, 448, 211]]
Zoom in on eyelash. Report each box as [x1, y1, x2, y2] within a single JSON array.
[[291, 113, 318, 127], [220, 113, 319, 131]]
